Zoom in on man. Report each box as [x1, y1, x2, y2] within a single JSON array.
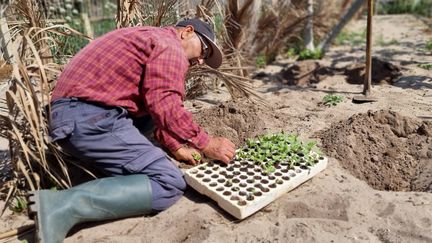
[[29, 18, 236, 243]]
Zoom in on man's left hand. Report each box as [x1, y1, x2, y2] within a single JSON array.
[[172, 146, 202, 165]]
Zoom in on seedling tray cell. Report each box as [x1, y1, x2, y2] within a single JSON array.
[[184, 156, 328, 219]]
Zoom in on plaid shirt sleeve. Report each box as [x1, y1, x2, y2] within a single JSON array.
[[143, 39, 210, 152]]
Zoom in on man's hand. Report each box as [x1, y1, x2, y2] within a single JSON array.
[[202, 137, 236, 164], [172, 146, 202, 165]]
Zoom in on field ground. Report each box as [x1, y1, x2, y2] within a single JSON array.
[[0, 14, 431, 243]]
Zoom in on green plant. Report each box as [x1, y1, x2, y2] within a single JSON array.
[[92, 19, 116, 37], [48, 19, 90, 64], [322, 94, 343, 107], [192, 152, 202, 162], [376, 0, 432, 17], [426, 40, 432, 51], [9, 196, 27, 214], [255, 54, 267, 68], [298, 48, 323, 60], [285, 47, 297, 59], [236, 133, 321, 174], [418, 63, 432, 70]]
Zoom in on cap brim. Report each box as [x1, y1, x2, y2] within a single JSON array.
[[202, 35, 223, 69]]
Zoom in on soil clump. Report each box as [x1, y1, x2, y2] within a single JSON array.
[[193, 99, 284, 147], [319, 110, 432, 192], [255, 58, 402, 87], [279, 60, 336, 86], [344, 57, 402, 84]]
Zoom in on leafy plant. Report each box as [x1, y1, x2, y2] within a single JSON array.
[[285, 47, 297, 59], [322, 94, 343, 107], [298, 48, 323, 60], [9, 196, 27, 214], [236, 133, 321, 174], [376, 0, 432, 17], [426, 40, 432, 51], [255, 54, 267, 68], [192, 152, 202, 162], [418, 63, 432, 70], [262, 163, 276, 174]]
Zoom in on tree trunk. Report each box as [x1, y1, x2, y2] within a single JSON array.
[[246, 0, 261, 56], [116, 0, 139, 28], [304, 0, 315, 51], [317, 0, 364, 52]]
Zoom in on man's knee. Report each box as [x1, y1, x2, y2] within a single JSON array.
[[149, 176, 185, 211], [145, 157, 187, 211]]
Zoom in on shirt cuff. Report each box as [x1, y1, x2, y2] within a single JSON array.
[[187, 130, 210, 150], [154, 128, 183, 152]]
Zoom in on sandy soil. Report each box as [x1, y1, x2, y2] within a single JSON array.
[[1, 14, 431, 243]]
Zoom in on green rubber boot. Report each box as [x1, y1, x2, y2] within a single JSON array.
[[29, 174, 153, 243]]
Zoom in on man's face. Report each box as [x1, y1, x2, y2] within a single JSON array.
[[180, 26, 210, 66], [189, 33, 210, 66]]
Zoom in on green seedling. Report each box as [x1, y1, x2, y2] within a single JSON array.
[[418, 63, 432, 70], [303, 141, 317, 154], [236, 132, 321, 174], [255, 54, 267, 68], [225, 180, 233, 187], [192, 152, 201, 162], [262, 163, 276, 174], [290, 154, 301, 167], [9, 196, 27, 214], [426, 40, 432, 51], [322, 94, 343, 107], [298, 48, 323, 60], [285, 47, 297, 59]]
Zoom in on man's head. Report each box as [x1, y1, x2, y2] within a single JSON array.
[[175, 18, 222, 68]]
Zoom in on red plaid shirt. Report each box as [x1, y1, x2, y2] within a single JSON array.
[[52, 26, 210, 151]]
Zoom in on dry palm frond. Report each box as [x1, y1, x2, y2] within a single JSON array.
[[0, 61, 12, 81], [0, 0, 95, 214], [253, 2, 308, 61], [151, 0, 178, 27], [118, 0, 180, 27], [116, 0, 142, 28], [186, 65, 267, 106], [224, 0, 256, 52]]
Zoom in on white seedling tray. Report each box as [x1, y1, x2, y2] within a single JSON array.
[[184, 156, 328, 219]]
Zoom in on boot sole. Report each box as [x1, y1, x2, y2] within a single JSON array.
[[28, 191, 43, 243]]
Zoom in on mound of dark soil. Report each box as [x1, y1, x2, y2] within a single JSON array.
[[319, 110, 432, 192], [344, 57, 402, 84], [280, 60, 336, 86], [193, 99, 283, 147]]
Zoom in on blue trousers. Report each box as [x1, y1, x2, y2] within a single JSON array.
[[49, 98, 186, 211]]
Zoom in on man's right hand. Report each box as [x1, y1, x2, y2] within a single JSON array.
[[202, 137, 236, 164]]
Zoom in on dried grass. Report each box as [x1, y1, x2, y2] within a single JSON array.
[[0, 0, 94, 215]]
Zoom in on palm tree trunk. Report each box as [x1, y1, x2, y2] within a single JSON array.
[[317, 0, 364, 52], [304, 0, 315, 51]]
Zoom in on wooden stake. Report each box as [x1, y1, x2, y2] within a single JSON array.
[[353, 0, 378, 103], [363, 0, 373, 96], [0, 224, 35, 240]]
